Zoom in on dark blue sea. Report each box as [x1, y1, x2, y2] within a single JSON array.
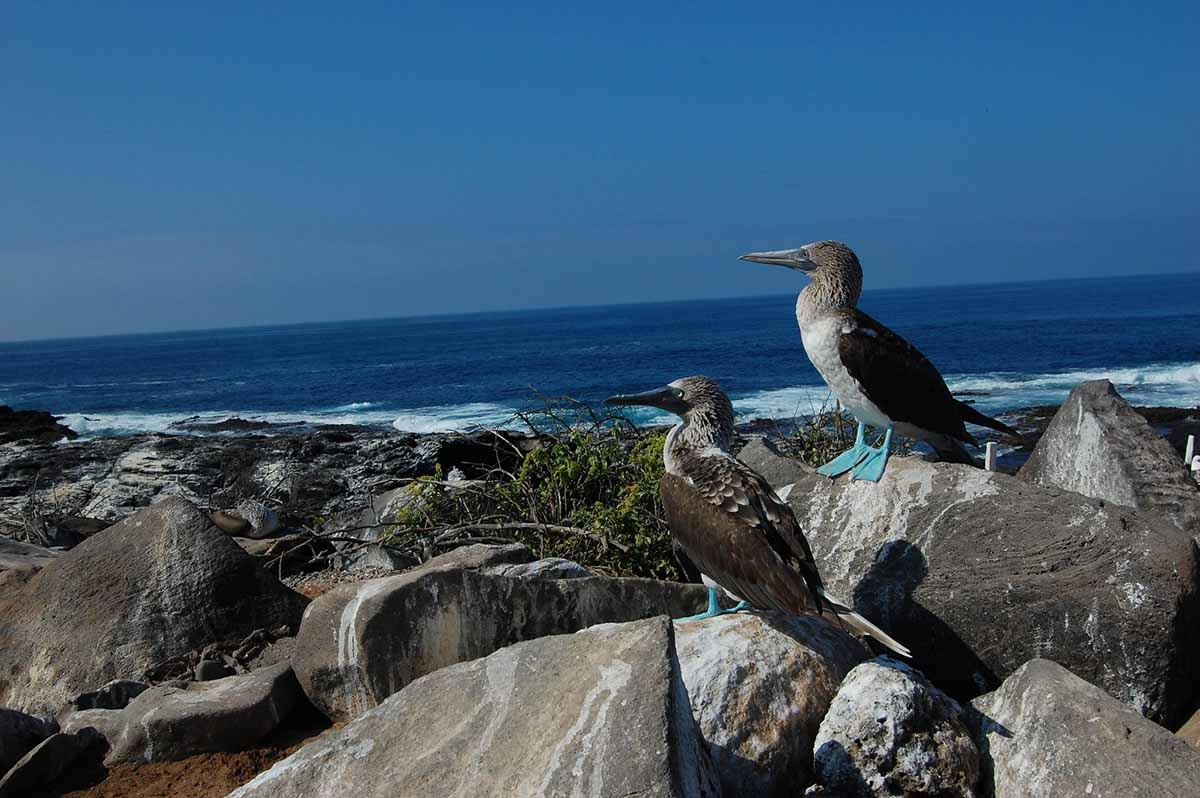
[[1, 273, 1197, 438]]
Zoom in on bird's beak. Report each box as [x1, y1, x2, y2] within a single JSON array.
[[604, 386, 678, 411], [739, 248, 816, 273]]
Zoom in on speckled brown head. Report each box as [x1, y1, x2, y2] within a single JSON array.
[[604, 375, 736, 448], [740, 240, 864, 308]]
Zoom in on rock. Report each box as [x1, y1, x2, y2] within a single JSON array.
[[0, 538, 58, 572], [67, 680, 149, 713], [210, 499, 281, 539], [0, 728, 104, 798], [0, 708, 57, 775], [813, 657, 980, 797], [1178, 707, 1200, 752], [484, 557, 594, 579], [0, 497, 308, 714], [0, 406, 76, 445], [737, 437, 817, 490], [293, 568, 709, 721], [194, 659, 235, 681], [675, 613, 868, 797], [229, 617, 719, 798], [67, 660, 301, 765], [970, 659, 1200, 797], [1020, 380, 1200, 538], [787, 455, 1200, 727]]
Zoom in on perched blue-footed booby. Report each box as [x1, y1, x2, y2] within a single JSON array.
[[605, 376, 911, 657], [740, 241, 1018, 481]]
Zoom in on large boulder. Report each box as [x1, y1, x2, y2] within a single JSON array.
[[787, 456, 1200, 727], [0, 538, 58, 573], [0, 497, 308, 714], [59, 660, 300, 764], [813, 657, 980, 797], [229, 617, 720, 798], [0, 708, 57, 775], [293, 568, 709, 721], [0, 728, 104, 798], [675, 613, 867, 797], [1019, 380, 1200, 538], [737, 437, 817, 490], [970, 659, 1200, 797]]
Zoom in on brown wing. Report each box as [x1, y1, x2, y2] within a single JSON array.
[[839, 310, 975, 444], [660, 454, 824, 615]]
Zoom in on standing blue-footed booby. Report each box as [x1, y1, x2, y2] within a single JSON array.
[[741, 241, 1018, 481], [605, 376, 911, 657]]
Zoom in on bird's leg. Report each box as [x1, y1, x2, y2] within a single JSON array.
[[817, 422, 871, 477], [678, 588, 752, 621], [851, 427, 894, 482]]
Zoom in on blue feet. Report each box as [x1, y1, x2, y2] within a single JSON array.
[[679, 588, 751, 621], [851, 427, 894, 482], [818, 423, 870, 477]]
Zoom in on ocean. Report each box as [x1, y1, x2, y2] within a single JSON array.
[[1, 273, 1197, 438]]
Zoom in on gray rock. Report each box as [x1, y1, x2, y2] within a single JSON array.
[[67, 680, 148, 713], [737, 437, 817, 490], [1020, 380, 1200, 538], [675, 613, 868, 797], [787, 456, 1200, 727], [970, 659, 1200, 797], [70, 660, 300, 765], [210, 499, 281, 539], [194, 659, 235, 681], [293, 568, 709, 721], [814, 657, 980, 797], [0, 538, 59, 573], [0, 708, 57, 775], [0, 497, 308, 714], [1177, 707, 1200, 752], [0, 728, 104, 798], [230, 617, 720, 798], [484, 556, 594, 579]]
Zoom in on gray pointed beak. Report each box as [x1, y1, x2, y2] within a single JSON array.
[[604, 386, 683, 412], [739, 248, 816, 273]]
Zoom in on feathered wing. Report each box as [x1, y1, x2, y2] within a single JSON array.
[[660, 457, 824, 617], [838, 311, 975, 445], [660, 456, 913, 658]]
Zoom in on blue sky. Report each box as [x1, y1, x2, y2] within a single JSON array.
[[2, 2, 1197, 340]]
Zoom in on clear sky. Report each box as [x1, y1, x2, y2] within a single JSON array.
[[2, 2, 1197, 341]]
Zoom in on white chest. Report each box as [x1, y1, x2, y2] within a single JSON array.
[[795, 304, 892, 428]]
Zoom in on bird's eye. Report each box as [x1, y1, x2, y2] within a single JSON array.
[[675, 388, 686, 399]]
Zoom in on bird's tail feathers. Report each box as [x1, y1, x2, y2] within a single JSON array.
[[929, 435, 980, 466], [818, 588, 912, 659], [955, 399, 1021, 438]]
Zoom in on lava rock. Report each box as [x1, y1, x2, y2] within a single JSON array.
[[1020, 380, 1200, 539], [67, 680, 149, 713], [813, 657, 980, 797], [737, 437, 818, 490], [0, 497, 308, 714], [0, 728, 104, 798], [484, 557, 594, 579], [0, 538, 58, 573], [0, 708, 57, 775], [293, 568, 709, 722], [787, 456, 1200, 727], [229, 617, 719, 798], [675, 613, 868, 797], [0, 406, 76, 445], [969, 659, 1200, 797]]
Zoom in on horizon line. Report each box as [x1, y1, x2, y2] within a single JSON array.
[[3, 267, 1198, 346]]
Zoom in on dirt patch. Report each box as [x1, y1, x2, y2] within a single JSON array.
[[33, 709, 336, 798]]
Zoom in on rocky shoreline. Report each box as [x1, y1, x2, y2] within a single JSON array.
[[0, 383, 1199, 796]]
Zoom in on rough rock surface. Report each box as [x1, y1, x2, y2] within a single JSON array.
[[1019, 380, 1200, 538], [0, 708, 57, 775], [675, 613, 867, 797], [813, 657, 980, 797], [485, 556, 594, 579], [970, 659, 1200, 797], [0, 497, 308, 714], [60, 661, 300, 764], [0, 406, 76, 445], [787, 456, 1200, 727], [66, 680, 149, 713], [0, 537, 58, 572], [294, 567, 709, 721], [1176, 707, 1200, 752], [0, 727, 104, 798], [230, 617, 720, 798], [737, 437, 818, 490]]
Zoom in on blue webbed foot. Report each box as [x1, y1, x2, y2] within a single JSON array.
[[851, 428, 894, 482], [817, 423, 870, 477], [678, 589, 751, 621]]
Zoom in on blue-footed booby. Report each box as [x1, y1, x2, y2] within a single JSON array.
[[605, 376, 911, 657], [740, 241, 1018, 481]]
